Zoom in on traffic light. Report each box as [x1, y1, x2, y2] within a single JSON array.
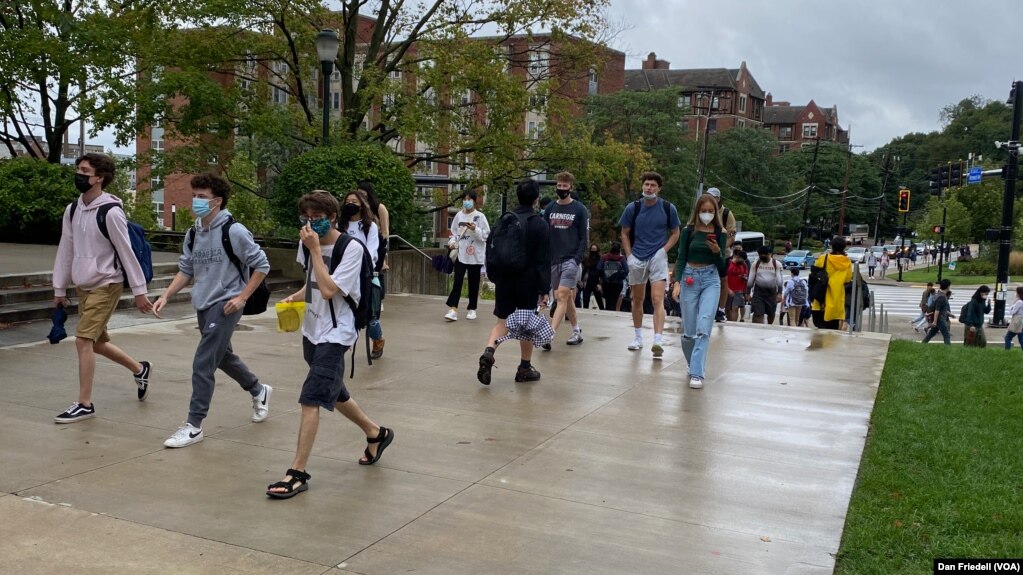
[[932, 225, 945, 234], [929, 166, 942, 195], [898, 189, 911, 212], [949, 162, 962, 187]]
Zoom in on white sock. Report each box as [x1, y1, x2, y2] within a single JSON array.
[[634, 328, 642, 339], [573, 325, 581, 333], [654, 334, 663, 345]]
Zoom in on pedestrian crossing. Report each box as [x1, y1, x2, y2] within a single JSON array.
[[861, 283, 931, 318]]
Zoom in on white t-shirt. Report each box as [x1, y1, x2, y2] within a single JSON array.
[[345, 220, 380, 268], [296, 239, 363, 346]]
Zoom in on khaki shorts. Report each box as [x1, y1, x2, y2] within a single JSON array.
[[75, 283, 123, 343], [627, 249, 669, 286]]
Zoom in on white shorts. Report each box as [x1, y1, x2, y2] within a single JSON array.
[[627, 249, 669, 286]]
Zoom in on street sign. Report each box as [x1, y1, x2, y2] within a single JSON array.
[[968, 166, 982, 184]]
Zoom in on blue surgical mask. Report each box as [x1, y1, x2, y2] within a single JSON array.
[[192, 198, 212, 217], [310, 218, 332, 237], [462, 200, 474, 210]]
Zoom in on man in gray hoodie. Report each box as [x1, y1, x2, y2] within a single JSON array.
[[153, 174, 272, 448]]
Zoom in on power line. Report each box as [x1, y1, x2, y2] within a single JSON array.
[[705, 169, 809, 200]]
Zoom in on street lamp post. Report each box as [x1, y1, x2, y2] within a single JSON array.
[[315, 29, 340, 146]]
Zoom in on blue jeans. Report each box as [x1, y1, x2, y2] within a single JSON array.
[[1005, 330, 1023, 350], [680, 265, 720, 379]]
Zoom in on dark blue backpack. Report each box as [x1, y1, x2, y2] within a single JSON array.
[[69, 202, 154, 286]]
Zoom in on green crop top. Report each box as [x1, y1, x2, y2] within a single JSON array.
[[674, 227, 727, 280]]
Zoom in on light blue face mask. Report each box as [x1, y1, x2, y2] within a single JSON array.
[[462, 200, 474, 210], [192, 198, 213, 217]]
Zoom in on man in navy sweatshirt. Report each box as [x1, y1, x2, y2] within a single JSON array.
[[543, 171, 589, 350]]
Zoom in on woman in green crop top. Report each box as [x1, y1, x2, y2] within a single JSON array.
[[670, 194, 727, 389]]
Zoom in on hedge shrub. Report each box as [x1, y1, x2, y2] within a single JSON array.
[[0, 158, 77, 243], [272, 144, 423, 241]]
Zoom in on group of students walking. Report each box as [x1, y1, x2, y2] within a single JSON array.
[[52, 153, 392, 500]]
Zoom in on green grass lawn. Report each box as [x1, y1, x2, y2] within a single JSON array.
[[834, 340, 1023, 574], [887, 266, 997, 286]]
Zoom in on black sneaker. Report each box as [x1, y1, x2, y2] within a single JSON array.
[[542, 343, 552, 351], [54, 402, 95, 424], [514, 365, 541, 382], [477, 350, 495, 386], [135, 361, 152, 401], [715, 310, 726, 323]]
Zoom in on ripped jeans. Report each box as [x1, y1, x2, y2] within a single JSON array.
[[680, 264, 721, 379]]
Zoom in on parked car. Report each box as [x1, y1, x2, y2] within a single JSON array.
[[847, 246, 868, 263], [782, 250, 815, 270], [870, 245, 886, 258]]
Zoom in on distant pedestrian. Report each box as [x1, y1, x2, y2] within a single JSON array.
[[598, 242, 628, 312], [912, 282, 935, 332], [866, 249, 877, 279], [672, 193, 727, 389], [477, 179, 552, 385], [705, 187, 736, 323], [962, 285, 992, 347], [357, 182, 390, 359], [444, 190, 490, 322], [725, 248, 749, 322], [810, 236, 853, 330], [922, 279, 953, 345], [52, 153, 155, 423], [746, 244, 783, 325], [879, 250, 890, 279], [581, 243, 605, 310], [1004, 286, 1023, 350], [782, 268, 809, 327]]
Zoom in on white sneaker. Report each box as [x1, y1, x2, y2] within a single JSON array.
[[467, 310, 477, 320], [251, 384, 272, 423], [444, 309, 458, 322], [628, 337, 643, 351], [689, 377, 704, 389], [164, 423, 204, 448]]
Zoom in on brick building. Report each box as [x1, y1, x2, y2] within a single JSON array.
[[623, 53, 767, 137], [762, 94, 849, 153]]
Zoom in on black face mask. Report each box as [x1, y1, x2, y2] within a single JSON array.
[[342, 203, 360, 219], [74, 173, 93, 193], [760, 256, 770, 263], [556, 190, 571, 200]]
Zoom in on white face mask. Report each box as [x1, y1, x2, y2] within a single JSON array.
[[699, 212, 714, 225], [641, 190, 657, 199]]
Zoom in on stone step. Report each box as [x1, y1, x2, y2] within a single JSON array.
[[0, 262, 180, 289], [0, 277, 303, 325]]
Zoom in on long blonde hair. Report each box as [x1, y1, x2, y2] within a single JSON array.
[[687, 194, 724, 228]]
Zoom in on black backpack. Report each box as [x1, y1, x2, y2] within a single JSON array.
[[958, 302, 970, 325], [808, 254, 830, 307], [486, 211, 539, 278], [186, 217, 270, 315], [303, 233, 375, 377], [602, 258, 626, 283], [68, 202, 154, 287]]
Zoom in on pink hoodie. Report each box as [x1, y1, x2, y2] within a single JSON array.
[[53, 193, 148, 297]]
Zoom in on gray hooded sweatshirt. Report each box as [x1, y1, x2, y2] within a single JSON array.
[[180, 210, 270, 311]]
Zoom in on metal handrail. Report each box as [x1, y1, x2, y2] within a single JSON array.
[[387, 234, 435, 262]]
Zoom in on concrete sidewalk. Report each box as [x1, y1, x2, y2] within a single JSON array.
[[0, 295, 890, 574]]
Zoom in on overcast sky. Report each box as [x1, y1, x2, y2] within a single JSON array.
[[95, 0, 1019, 155], [608, 0, 1020, 151]]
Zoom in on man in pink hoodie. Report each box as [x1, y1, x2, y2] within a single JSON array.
[[52, 153, 154, 423]]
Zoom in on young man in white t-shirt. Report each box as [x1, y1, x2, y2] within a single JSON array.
[[267, 191, 394, 499]]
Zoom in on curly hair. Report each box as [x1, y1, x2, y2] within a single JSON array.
[[190, 173, 232, 208], [75, 153, 116, 189]]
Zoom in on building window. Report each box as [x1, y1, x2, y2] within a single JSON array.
[[707, 118, 717, 134], [151, 140, 164, 152], [460, 90, 471, 106], [154, 202, 164, 222], [271, 61, 289, 104], [528, 121, 537, 139], [739, 94, 747, 113], [588, 68, 598, 96], [779, 126, 793, 140], [333, 92, 340, 110], [151, 176, 163, 190], [677, 96, 687, 108], [779, 144, 790, 154], [207, 154, 217, 165], [528, 46, 549, 79], [802, 123, 818, 138], [389, 69, 401, 80], [737, 119, 746, 129]]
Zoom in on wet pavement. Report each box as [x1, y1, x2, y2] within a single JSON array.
[[0, 292, 890, 574]]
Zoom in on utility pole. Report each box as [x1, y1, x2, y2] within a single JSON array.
[[798, 138, 821, 250], [937, 205, 947, 282], [695, 87, 716, 201], [874, 151, 892, 245], [992, 80, 1022, 326], [839, 145, 852, 237]]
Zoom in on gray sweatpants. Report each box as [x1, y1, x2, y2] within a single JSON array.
[[187, 303, 261, 428]]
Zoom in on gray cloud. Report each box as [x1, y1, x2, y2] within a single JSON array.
[[608, 0, 1022, 150]]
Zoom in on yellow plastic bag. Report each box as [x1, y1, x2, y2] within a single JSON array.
[[275, 301, 305, 333]]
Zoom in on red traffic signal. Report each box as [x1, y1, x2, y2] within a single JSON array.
[[932, 225, 945, 234], [898, 189, 911, 212]]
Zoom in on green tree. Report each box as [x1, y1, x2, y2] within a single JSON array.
[[919, 196, 971, 246], [0, 1, 169, 162]]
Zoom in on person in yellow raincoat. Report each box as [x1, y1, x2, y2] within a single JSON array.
[[810, 236, 853, 330]]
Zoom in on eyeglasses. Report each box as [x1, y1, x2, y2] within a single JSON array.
[[299, 216, 329, 226]]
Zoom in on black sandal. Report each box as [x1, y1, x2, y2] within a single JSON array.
[[359, 427, 394, 466], [266, 468, 310, 499]]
